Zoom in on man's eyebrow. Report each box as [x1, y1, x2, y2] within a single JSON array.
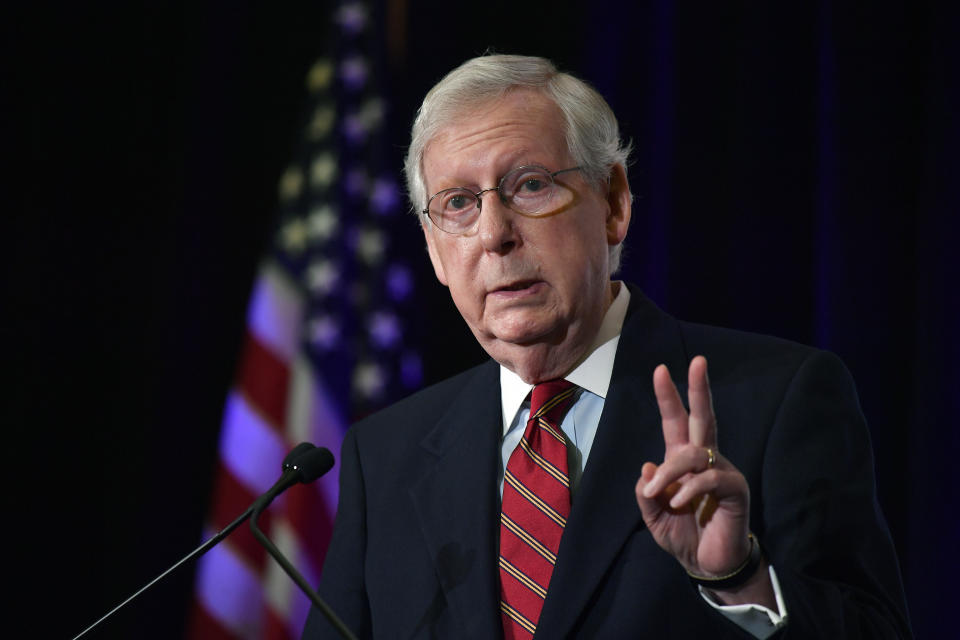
[[429, 174, 479, 193], [427, 154, 553, 192]]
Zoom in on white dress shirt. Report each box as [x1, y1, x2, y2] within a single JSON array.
[[497, 283, 787, 639]]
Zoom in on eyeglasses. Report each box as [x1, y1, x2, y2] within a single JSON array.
[[422, 165, 583, 235]]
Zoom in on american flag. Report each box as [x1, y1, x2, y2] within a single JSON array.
[[189, 3, 421, 637]]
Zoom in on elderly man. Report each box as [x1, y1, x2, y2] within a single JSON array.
[[303, 55, 911, 639]]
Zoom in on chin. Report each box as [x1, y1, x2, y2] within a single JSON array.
[[483, 318, 562, 347]]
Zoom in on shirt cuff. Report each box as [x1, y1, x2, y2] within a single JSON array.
[[698, 564, 788, 640]]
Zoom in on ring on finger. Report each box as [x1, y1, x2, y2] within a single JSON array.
[[705, 447, 716, 469]]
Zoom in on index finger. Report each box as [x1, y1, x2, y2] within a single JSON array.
[[687, 355, 717, 447], [653, 363, 689, 446]]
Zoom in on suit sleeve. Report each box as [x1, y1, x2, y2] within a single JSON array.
[[302, 427, 372, 639], [760, 350, 912, 639]]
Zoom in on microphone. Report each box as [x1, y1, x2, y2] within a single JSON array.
[[292, 446, 336, 481], [72, 442, 337, 640], [250, 447, 357, 640], [252, 443, 335, 513], [284, 441, 318, 466]]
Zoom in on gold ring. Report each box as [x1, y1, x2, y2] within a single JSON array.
[[705, 447, 716, 469]]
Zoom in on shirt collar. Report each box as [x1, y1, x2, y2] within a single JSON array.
[[499, 282, 631, 434]]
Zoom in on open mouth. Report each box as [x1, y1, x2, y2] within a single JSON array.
[[497, 280, 538, 292], [492, 280, 541, 295]]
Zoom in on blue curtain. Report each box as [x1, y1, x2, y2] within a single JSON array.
[[573, 3, 958, 636]]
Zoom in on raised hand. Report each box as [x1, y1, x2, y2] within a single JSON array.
[[635, 356, 773, 605]]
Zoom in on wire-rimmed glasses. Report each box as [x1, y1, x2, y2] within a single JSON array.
[[422, 165, 582, 235]]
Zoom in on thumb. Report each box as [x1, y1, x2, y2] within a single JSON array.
[[635, 462, 661, 517]]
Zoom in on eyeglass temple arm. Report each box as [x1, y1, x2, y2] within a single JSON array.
[[551, 166, 582, 178]]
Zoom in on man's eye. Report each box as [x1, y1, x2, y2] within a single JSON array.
[[520, 178, 547, 193], [445, 194, 472, 211]]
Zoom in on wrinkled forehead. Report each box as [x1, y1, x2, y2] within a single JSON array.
[[421, 89, 570, 183]]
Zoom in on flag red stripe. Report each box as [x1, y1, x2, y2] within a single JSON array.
[[237, 330, 291, 429], [208, 461, 258, 530], [187, 599, 242, 640], [207, 461, 272, 571], [286, 484, 335, 575], [264, 605, 294, 640]]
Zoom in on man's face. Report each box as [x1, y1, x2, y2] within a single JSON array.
[[421, 89, 631, 381]]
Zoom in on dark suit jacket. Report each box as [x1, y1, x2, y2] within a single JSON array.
[[304, 287, 911, 639]]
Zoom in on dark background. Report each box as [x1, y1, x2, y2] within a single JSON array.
[[6, 1, 957, 638]]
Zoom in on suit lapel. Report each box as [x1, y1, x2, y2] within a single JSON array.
[[407, 360, 504, 639], [536, 288, 690, 638]]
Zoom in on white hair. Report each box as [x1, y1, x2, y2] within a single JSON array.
[[404, 54, 632, 272]]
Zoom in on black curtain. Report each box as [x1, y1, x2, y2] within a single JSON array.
[[8, 1, 955, 637]]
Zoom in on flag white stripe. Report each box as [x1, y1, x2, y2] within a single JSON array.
[[247, 261, 305, 363], [263, 518, 321, 637], [288, 355, 344, 511], [221, 391, 290, 495], [195, 540, 264, 635]]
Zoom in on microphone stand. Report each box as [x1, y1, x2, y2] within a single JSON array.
[[71, 443, 354, 640], [251, 502, 358, 640], [72, 506, 253, 640]]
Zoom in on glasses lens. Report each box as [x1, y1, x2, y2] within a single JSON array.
[[501, 166, 555, 215], [429, 188, 478, 233]]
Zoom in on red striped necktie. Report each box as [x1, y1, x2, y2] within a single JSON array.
[[499, 379, 578, 639]]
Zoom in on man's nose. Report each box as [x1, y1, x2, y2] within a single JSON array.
[[476, 189, 519, 253]]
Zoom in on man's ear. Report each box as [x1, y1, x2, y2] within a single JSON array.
[[605, 163, 632, 246], [422, 219, 449, 286]]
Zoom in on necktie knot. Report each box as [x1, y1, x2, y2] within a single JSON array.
[[530, 379, 577, 424]]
